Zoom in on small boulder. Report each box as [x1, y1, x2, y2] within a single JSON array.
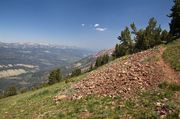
[[53, 95, 68, 102]]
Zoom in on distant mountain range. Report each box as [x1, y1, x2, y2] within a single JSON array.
[[0, 41, 83, 49], [0, 41, 94, 90]]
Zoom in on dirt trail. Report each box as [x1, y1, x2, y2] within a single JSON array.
[[158, 47, 180, 84], [69, 46, 179, 99]]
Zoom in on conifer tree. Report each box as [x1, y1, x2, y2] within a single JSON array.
[[71, 68, 81, 77], [89, 64, 93, 71], [48, 69, 62, 85], [133, 18, 162, 51], [5, 85, 17, 96], [169, 0, 180, 38], [95, 54, 109, 67], [161, 30, 170, 43], [118, 27, 134, 54]]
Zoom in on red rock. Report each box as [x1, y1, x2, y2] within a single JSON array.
[[69, 47, 177, 100]]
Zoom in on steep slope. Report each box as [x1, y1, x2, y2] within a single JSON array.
[[72, 46, 179, 99], [0, 43, 179, 119]]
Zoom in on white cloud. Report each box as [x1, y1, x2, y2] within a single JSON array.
[[81, 23, 107, 32], [95, 27, 107, 32], [94, 24, 100, 27]]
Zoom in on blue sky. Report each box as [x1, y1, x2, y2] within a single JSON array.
[[0, 0, 173, 50]]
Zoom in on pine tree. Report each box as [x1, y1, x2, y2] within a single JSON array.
[[71, 68, 81, 77], [102, 54, 109, 64], [48, 69, 62, 85], [133, 18, 162, 51], [161, 30, 170, 43], [5, 85, 17, 97], [89, 64, 93, 71], [118, 27, 134, 54], [169, 0, 180, 38], [95, 57, 101, 67], [145, 18, 160, 48], [112, 44, 126, 58], [112, 44, 120, 58], [95, 54, 109, 67]]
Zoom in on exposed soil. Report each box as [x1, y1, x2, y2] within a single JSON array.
[[71, 46, 180, 100], [158, 47, 180, 83]]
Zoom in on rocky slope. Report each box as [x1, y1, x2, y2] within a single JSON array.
[[71, 46, 180, 99]]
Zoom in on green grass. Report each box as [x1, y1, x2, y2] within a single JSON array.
[[0, 75, 179, 119], [0, 75, 86, 119], [163, 39, 180, 71], [141, 55, 160, 64], [158, 82, 180, 91]]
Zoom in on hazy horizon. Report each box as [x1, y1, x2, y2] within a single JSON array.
[[0, 0, 172, 50]]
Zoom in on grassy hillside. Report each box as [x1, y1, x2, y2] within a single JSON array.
[[0, 77, 179, 118], [0, 43, 179, 119], [163, 39, 180, 71], [0, 75, 86, 118]]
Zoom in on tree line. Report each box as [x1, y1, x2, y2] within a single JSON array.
[[112, 18, 169, 58], [113, 0, 179, 58], [48, 68, 82, 85], [95, 54, 109, 67]]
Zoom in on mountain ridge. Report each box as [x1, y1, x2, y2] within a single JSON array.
[[0, 41, 90, 50]]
